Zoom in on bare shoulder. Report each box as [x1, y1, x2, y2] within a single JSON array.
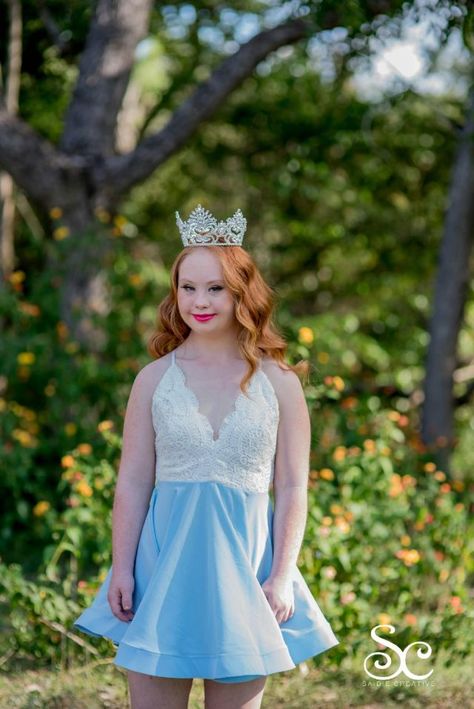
[[132, 352, 174, 400], [260, 356, 305, 409]]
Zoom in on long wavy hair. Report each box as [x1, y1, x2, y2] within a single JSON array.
[[147, 245, 310, 394]]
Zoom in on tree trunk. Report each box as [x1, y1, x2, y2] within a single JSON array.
[[0, 0, 22, 288], [421, 86, 474, 474]]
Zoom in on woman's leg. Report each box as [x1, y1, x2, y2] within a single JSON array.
[[127, 671, 193, 709], [204, 676, 267, 709]]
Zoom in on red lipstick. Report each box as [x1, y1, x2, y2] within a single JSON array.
[[193, 314, 216, 322]]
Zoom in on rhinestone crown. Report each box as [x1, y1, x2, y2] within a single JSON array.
[[175, 204, 247, 247]]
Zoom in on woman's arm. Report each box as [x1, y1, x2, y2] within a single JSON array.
[[112, 364, 158, 574], [268, 365, 311, 582]]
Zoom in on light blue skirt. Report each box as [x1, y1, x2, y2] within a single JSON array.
[[73, 480, 339, 683]]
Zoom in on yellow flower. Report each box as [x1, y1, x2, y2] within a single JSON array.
[[332, 446, 346, 462], [61, 455, 75, 468], [317, 351, 329, 364], [335, 517, 350, 533], [332, 376, 345, 391], [321, 516, 333, 526], [98, 420, 114, 432], [128, 273, 142, 287], [12, 429, 35, 447], [53, 226, 70, 240], [17, 352, 35, 365], [378, 613, 391, 625], [64, 422, 77, 436], [424, 462, 436, 473], [49, 207, 63, 219], [114, 215, 128, 228], [330, 504, 344, 515], [434, 470, 446, 482], [319, 467, 334, 481], [77, 443, 92, 455], [9, 270, 26, 284], [400, 535, 411, 546], [298, 327, 314, 345], [75, 481, 93, 497], [33, 500, 50, 516], [363, 439, 376, 452]]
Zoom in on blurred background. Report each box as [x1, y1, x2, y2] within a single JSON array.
[[0, 1, 473, 706]]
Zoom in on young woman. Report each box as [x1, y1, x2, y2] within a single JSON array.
[[74, 205, 339, 709]]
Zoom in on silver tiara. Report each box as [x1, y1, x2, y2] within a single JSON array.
[[175, 204, 247, 247]]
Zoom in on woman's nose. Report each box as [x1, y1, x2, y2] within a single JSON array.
[[194, 290, 210, 306]]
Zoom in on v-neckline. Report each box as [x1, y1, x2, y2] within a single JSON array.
[[172, 350, 259, 444]]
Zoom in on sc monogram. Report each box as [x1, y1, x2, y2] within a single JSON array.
[[363, 624, 434, 681]]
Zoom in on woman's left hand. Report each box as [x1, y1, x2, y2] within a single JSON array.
[[261, 575, 295, 625]]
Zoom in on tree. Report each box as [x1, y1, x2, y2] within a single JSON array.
[[0, 0, 408, 348]]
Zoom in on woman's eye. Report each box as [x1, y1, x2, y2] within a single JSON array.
[[182, 285, 223, 292]]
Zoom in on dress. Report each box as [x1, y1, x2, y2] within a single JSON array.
[[73, 349, 340, 683]]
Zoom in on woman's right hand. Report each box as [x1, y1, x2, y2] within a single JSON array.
[[107, 570, 135, 622]]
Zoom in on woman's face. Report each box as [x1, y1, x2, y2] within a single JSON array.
[[176, 248, 236, 332]]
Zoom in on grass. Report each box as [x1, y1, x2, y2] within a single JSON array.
[[1, 649, 473, 708]]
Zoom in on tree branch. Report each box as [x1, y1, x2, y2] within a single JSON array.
[[97, 18, 311, 200], [60, 0, 153, 157], [0, 107, 85, 209]]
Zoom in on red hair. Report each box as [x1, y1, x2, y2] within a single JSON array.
[[147, 246, 310, 393]]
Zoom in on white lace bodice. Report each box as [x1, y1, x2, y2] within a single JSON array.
[[151, 350, 280, 493]]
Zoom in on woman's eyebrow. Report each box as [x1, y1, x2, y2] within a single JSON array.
[[179, 279, 224, 284]]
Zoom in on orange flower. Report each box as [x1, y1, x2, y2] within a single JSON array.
[[449, 596, 463, 613], [319, 468, 335, 481], [363, 439, 376, 452], [332, 376, 345, 391], [424, 462, 436, 473], [75, 481, 93, 497], [395, 548, 421, 566], [434, 470, 446, 481], [61, 455, 75, 468], [33, 500, 50, 516], [77, 443, 92, 455], [332, 446, 346, 462], [440, 483, 451, 493], [340, 396, 358, 409], [298, 327, 314, 345], [98, 420, 114, 432], [405, 614, 417, 626]]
